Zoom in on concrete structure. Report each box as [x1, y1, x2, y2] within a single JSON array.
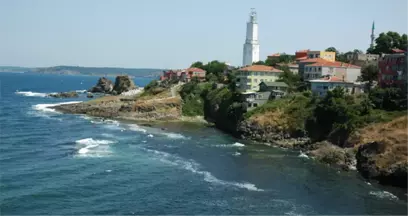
[[378, 52, 407, 89], [240, 91, 271, 111], [300, 58, 361, 82], [346, 53, 379, 67], [309, 76, 364, 97], [242, 8, 260, 66], [236, 65, 283, 92]]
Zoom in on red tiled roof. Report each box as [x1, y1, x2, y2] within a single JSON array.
[[185, 67, 206, 73], [392, 48, 405, 53], [296, 57, 308, 61], [306, 61, 361, 69], [296, 49, 310, 53], [239, 65, 282, 72], [268, 53, 280, 57], [299, 58, 328, 63]]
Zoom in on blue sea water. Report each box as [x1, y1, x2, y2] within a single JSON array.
[[0, 72, 407, 215]]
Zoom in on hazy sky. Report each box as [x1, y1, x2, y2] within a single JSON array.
[[1, 0, 407, 69]]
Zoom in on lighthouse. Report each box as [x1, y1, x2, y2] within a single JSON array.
[[242, 8, 260, 66]]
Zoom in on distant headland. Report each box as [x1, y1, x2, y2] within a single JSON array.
[[0, 66, 163, 78]]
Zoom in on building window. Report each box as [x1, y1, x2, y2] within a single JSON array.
[[255, 72, 259, 76], [253, 103, 258, 107], [318, 67, 321, 72]]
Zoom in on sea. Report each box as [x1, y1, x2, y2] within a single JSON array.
[[0, 72, 407, 215]]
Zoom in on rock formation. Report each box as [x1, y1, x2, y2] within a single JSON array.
[[49, 91, 79, 98], [88, 77, 113, 93], [113, 75, 137, 94]]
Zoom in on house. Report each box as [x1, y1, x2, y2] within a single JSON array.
[[181, 67, 206, 82], [267, 53, 281, 61], [295, 49, 310, 61], [309, 75, 364, 97], [307, 50, 336, 62], [240, 91, 271, 111], [161, 67, 206, 83], [301, 58, 361, 82], [346, 53, 379, 67], [378, 51, 407, 89], [259, 81, 288, 91], [236, 65, 283, 92], [295, 49, 335, 62]]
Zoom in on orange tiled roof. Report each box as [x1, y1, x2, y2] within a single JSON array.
[[296, 49, 310, 53], [299, 58, 327, 63], [239, 65, 282, 72], [306, 61, 361, 69], [268, 53, 280, 57], [186, 67, 206, 73], [392, 48, 405, 53]]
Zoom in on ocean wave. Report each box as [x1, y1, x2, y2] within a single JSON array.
[[162, 132, 188, 139], [127, 124, 147, 133], [143, 148, 263, 192], [298, 151, 309, 159], [369, 191, 398, 200], [75, 89, 87, 93], [216, 142, 245, 148], [74, 138, 115, 158], [32, 101, 82, 113], [233, 152, 241, 156], [15, 91, 50, 97]]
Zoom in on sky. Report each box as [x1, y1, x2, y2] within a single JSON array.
[[1, 0, 407, 69]]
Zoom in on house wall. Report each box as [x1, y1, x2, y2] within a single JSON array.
[[310, 82, 354, 96], [237, 71, 282, 92], [320, 51, 336, 62], [304, 66, 360, 82]]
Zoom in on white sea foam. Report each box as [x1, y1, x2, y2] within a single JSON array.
[[233, 152, 241, 156], [216, 142, 245, 148], [74, 138, 115, 158], [163, 132, 188, 139], [128, 124, 147, 133], [101, 133, 116, 138], [369, 191, 398, 200], [32, 101, 82, 113], [15, 91, 50, 97], [75, 89, 87, 93], [143, 148, 263, 192], [298, 151, 309, 159], [147, 134, 154, 138]]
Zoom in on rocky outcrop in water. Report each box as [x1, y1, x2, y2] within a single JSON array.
[[88, 77, 113, 93], [49, 91, 79, 98], [356, 141, 407, 188], [113, 75, 137, 94]]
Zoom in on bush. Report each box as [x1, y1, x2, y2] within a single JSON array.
[[369, 87, 407, 111]]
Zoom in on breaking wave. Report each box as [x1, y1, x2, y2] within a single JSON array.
[[216, 142, 245, 148], [369, 191, 398, 200], [15, 91, 50, 97], [143, 148, 263, 191], [74, 138, 115, 158], [32, 101, 82, 113]]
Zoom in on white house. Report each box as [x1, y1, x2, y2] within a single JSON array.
[[309, 75, 364, 97], [302, 58, 361, 82]]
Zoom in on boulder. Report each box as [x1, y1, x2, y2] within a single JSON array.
[[88, 77, 113, 93], [113, 75, 137, 94], [87, 93, 94, 98], [49, 91, 79, 98]]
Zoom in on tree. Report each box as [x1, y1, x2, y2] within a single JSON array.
[[276, 66, 302, 92], [325, 47, 338, 53], [253, 61, 265, 65], [358, 63, 379, 91], [190, 61, 205, 69], [367, 31, 408, 54]]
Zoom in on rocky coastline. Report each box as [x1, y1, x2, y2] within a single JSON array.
[[54, 76, 407, 189]]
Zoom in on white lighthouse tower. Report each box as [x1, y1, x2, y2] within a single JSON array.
[[242, 8, 260, 66]]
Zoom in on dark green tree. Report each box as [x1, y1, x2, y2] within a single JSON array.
[[276, 66, 302, 92], [253, 61, 265, 65], [358, 63, 379, 91], [367, 31, 408, 54], [190, 61, 205, 69]]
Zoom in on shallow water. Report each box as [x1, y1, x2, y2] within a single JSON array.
[[0, 72, 407, 215]]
